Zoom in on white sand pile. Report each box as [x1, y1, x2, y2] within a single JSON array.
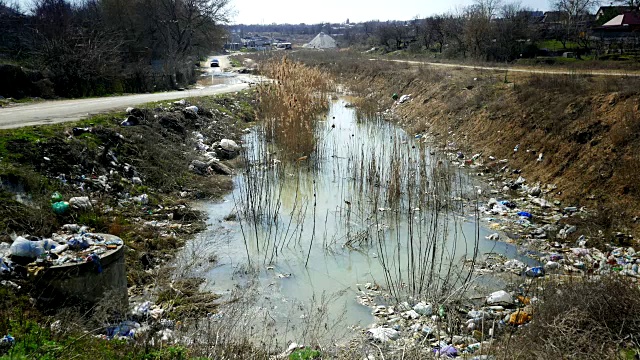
[[304, 32, 337, 49]]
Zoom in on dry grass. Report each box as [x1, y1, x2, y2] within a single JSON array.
[[257, 57, 330, 159], [496, 275, 640, 360]]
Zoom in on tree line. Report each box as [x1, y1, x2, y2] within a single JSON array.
[[233, 0, 637, 62], [347, 0, 604, 62], [0, 0, 230, 98]]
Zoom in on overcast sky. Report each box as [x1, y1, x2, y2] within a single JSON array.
[[230, 0, 552, 24], [13, 0, 553, 24]]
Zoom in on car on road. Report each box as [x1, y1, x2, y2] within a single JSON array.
[[210, 59, 220, 67]]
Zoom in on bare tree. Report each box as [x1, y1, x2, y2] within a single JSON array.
[[375, 21, 409, 51], [428, 16, 446, 53], [442, 13, 467, 58], [464, 0, 500, 60], [493, 2, 537, 61], [550, 0, 600, 49], [362, 21, 377, 39], [30, 0, 125, 96], [473, 0, 504, 20]]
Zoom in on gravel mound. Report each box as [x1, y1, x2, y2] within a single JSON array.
[[304, 32, 337, 49]]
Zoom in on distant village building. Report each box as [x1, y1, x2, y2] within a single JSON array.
[[241, 35, 271, 50], [595, 6, 637, 23], [601, 11, 640, 30]]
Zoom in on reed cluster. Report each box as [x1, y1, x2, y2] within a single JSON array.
[[257, 57, 330, 159]]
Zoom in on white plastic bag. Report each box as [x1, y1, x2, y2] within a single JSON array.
[[486, 290, 513, 306], [69, 196, 92, 210], [10, 236, 45, 258], [220, 139, 240, 152], [367, 327, 399, 342]]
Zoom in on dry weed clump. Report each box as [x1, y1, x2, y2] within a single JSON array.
[[498, 275, 640, 360], [257, 57, 330, 159]]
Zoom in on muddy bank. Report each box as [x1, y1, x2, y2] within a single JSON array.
[[0, 91, 256, 357]]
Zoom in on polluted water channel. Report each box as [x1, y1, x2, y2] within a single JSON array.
[[176, 98, 536, 347]]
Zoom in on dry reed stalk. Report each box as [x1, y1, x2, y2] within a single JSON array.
[[257, 57, 330, 159]]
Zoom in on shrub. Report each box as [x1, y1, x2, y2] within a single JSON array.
[[499, 275, 640, 359]]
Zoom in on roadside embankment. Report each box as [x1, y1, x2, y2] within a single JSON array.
[[0, 91, 256, 358]]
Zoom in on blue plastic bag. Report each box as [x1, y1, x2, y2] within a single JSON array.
[[525, 266, 545, 277], [434, 345, 458, 357], [517, 211, 532, 219], [68, 237, 90, 250]]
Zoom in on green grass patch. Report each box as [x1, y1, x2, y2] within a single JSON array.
[[229, 57, 242, 67], [0, 318, 189, 360], [0, 113, 114, 161], [289, 347, 321, 360], [537, 40, 580, 51]]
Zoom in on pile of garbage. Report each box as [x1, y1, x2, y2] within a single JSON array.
[[99, 300, 176, 344], [413, 141, 640, 281], [356, 283, 535, 359], [0, 334, 14, 355], [189, 133, 240, 177], [0, 225, 123, 278], [473, 187, 640, 279]]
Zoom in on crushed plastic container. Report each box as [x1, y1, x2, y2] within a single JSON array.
[[508, 310, 531, 325], [220, 139, 240, 152], [487, 290, 513, 306], [0, 256, 9, 274], [413, 302, 433, 316], [69, 197, 92, 211], [184, 106, 198, 113], [67, 237, 91, 250], [106, 321, 140, 339], [367, 327, 399, 342], [434, 345, 458, 357]]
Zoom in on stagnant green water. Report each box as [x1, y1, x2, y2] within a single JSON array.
[[177, 98, 534, 347]]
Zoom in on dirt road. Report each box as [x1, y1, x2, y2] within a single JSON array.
[[0, 56, 256, 129], [385, 59, 640, 77]]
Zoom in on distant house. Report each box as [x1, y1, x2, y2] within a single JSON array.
[[241, 35, 271, 50], [274, 42, 292, 50], [595, 6, 637, 23], [523, 10, 545, 23], [596, 11, 640, 33], [225, 33, 242, 51], [542, 11, 565, 25], [543, 11, 594, 25], [593, 11, 640, 45]]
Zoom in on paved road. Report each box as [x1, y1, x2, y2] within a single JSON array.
[[0, 55, 257, 129], [384, 59, 640, 77]]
